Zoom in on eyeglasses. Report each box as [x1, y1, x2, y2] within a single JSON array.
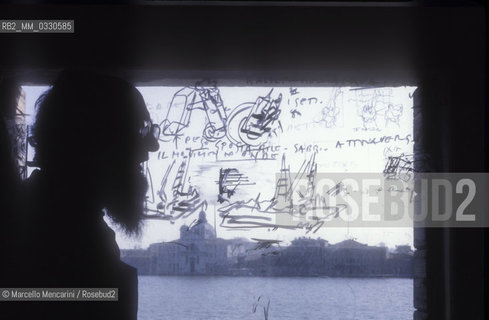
[[140, 120, 160, 141], [140, 120, 160, 152]]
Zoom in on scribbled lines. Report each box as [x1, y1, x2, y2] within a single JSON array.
[[351, 87, 401, 131], [383, 153, 414, 182], [160, 82, 283, 148], [240, 91, 282, 139], [159, 80, 228, 145], [228, 89, 283, 147], [318, 87, 342, 128], [216, 168, 255, 204], [218, 153, 347, 233], [143, 159, 207, 221], [249, 238, 282, 256], [384, 103, 403, 128]]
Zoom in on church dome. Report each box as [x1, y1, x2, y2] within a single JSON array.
[[179, 224, 189, 239], [182, 210, 216, 240], [198, 210, 207, 223]]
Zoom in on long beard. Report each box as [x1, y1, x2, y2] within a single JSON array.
[[104, 168, 148, 237]]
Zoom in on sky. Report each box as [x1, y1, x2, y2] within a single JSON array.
[[23, 84, 415, 249]]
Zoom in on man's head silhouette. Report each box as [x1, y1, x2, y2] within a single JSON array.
[[31, 70, 159, 235]]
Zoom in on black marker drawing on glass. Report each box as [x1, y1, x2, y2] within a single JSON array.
[[159, 82, 283, 148], [217, 168, 255, 203], [316, 87, 342, 128], [383, 153, 414, 182], [144, 162, 155, 205], [360, 104, 379, 130], [226, 89, 282, 147], [159, 80, 228, 146], [249, 238, 282, 256], [252, 295, 271, 320], [156, 159, 175, 211], [252, 296, 270, 320], [218, 152, 347, 233], [115, 85, 416, 246], [167, 160, 207, 219], [143, 158, 207, 221], [384, 104, 403, 128], [350, 87, 404, 131]]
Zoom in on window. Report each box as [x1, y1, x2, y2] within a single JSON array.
[[22, 83, 416, 319]]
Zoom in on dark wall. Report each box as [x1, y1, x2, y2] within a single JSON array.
[[1, 4, 421, 83], [0, 2, 486, 319]]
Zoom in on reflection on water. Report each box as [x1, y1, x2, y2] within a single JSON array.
[[138, 276, 413, 320]]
